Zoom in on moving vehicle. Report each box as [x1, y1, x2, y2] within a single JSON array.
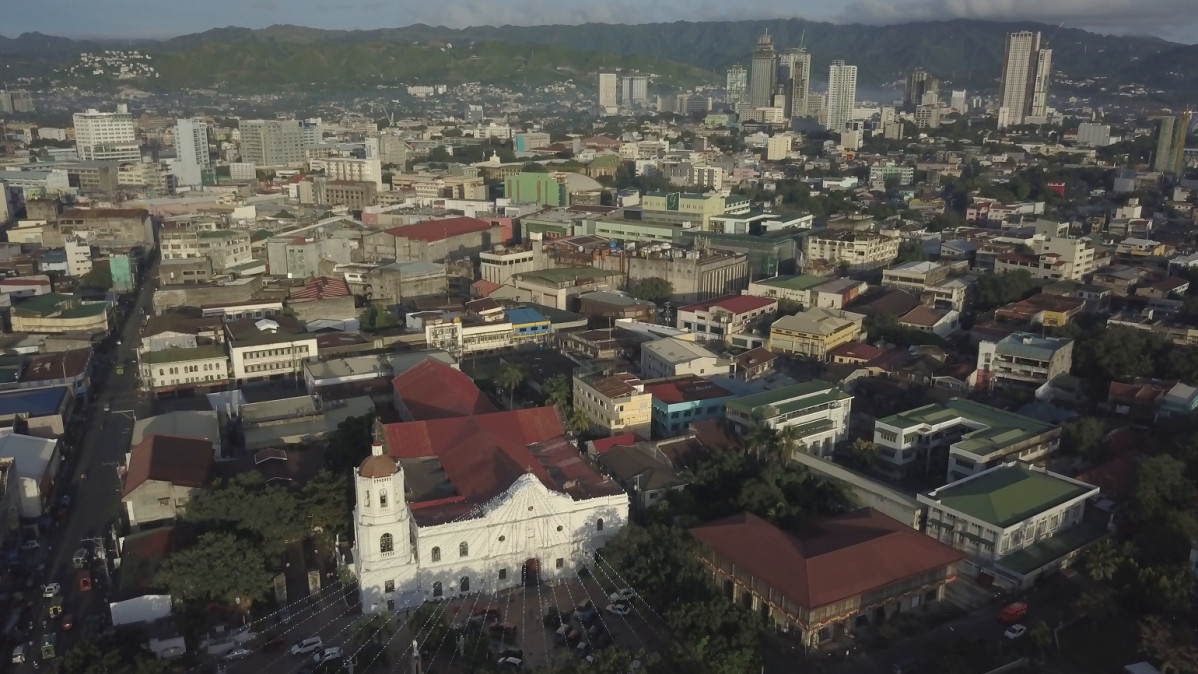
[[313, 646, 343, 663], [608, 588, 637, 603], [497, 655, 523, 669], [40, 634, 55, 661], [606, 602, 632, 616], [223, 647, 253, 660], [11, 644, 25, 664], [41, 584, 60, 598], [62, 614, 74, 631], [77, 569, 93, 591], [291, 636, 323, 656], [72, 548, 89, 569], [998, 601, 1028, 623], [1004, 624, 1027, 640]]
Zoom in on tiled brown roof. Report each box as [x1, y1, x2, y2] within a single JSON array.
[[123, 434, 214, 497], [690, 509, 964, 611], [735, 347, 777, 370]]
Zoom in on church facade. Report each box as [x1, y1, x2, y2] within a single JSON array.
[[352, 427, 629, 613]]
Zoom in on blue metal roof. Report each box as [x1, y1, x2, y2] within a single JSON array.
[[0, 386, 70, 416], [505, 308, 548, 325]]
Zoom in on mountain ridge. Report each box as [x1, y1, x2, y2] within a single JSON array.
[[2, 19, 1196, 95]]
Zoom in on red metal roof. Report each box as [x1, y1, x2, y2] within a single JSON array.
[[392, 360, 497, 421], [472, 279, 502, 297], [644, 376, 733, 405], [678, 294, 778, 315], [691, 510, 964, 612], [591, 433, 638, 454], [123, 434, 214, 497], [384, 216, 492, 242], [290, 276, 351, 302], [383, 406, 621, 524]]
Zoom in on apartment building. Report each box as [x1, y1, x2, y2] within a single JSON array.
[[675, 294, 777, 344], [919, 463, 1101, 591], [640, 337, 732, 379], [994, 237, 1099, 281], [56, 208, 155, 251], [73, 108, 140, 161], [322, 156, 384, 189], [239, 119, 304, 166], [977, 332, 1074, 392], [160, 228, 252, 273], [769, 307, 865, 361], [139, 345, 231, 394], [804, 231, 900, 271], [573, 371, 653, 438], [725, 380, 851, 458], [873, 399, 1061, 482]]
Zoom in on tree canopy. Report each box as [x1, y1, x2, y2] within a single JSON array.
[[628, 277, 673, 305], [157, 531, 275, 605]]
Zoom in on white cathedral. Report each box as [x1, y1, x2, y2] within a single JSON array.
[[351, 433, 630, 613]]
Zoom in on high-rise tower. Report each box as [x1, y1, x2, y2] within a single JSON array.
[[826, 60, 858, 132], [173, 119, 210, 188], [778, 48, 812, 118], [997, 31, 1053, 128], [597, 72, 618, 116], [725, 65, 748, 106], [748, 32, 777, 110], [1153, 112, 1193, 176]]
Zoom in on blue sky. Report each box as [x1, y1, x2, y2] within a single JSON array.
[[5, 0, 1196, 42]]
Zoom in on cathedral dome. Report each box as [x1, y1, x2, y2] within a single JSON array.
[[359, 442, 398, 478]]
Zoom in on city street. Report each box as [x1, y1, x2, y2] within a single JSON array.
[[15, 263, 158, 664]]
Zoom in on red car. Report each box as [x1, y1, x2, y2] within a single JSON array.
[[77, 570, 92, 591]]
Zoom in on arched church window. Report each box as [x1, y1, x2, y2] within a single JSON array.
[[379, 489, 388, 508], [431, 546, 441, 562], [380, 533, 394, 554], [459, 542, 469, 558], [432, 581, 442, 597]]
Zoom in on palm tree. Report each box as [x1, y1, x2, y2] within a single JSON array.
[[1084, 539, 1126, 582], [774, 425, 800, 463], [496, 361, 527, 410], [542, 374, 571, 409], [745, 420, 777, 460], [568, 406, 591, 436], [1027, 619, 1054, 661]]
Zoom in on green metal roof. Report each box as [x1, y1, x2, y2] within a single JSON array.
[[726, 380, 845, 414], [997, 522, 1106, 574], [929, 464, 1094, 528], [60, 303, 108, 318], [878, 399, 1054, 460], [514, 267, 618, 285], [13, 293, 74, 317]]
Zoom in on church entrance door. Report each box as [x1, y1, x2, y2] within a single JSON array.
[[522, 558, 540, 587]]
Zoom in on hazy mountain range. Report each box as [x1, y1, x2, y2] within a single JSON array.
[[2, 18, 1197, 96]]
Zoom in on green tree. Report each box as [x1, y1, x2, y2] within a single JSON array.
[[744, 419, 777, 460], [349, 612, 397, 649], [895, 240, 928, 263], [157, 532, 275, 605], [1072, 585, 1118, 626], [496, 361, 527, 409], [1027, 620, 1054, 661], [184, 472, 306, 560], [359, 303, 397, 331], [542, 373, 571, 408], [298, 470, 351, 542], [1060, 417, 1107, 459], [849, 437, 880, 470], [628, 277, 674, 305], [1139, 615, 1198, 674], [409, 601, 451, 656], [80, 264, 114, 291], [325, 413, 376, 474], [1084, 539, 1127, 582], [568, 405, 591, 435], [62, 628, 168, 674], [975, 270, 1038, 310]]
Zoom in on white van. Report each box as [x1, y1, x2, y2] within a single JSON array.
[[290, 636, 323, 656]]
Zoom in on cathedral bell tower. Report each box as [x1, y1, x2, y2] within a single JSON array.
[[353, 426, 412, 577]]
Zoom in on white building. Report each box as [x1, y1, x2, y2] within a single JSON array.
[[174, 119, 210, 187], [139, 345, 231, 393], [160, 228, 252, 273], [724, 380, 852, 459], [918, 462, 1101, 591], [73, 107, 140, 161], [640, 337, 733, 379], [1076, 122, 1113, 148], [65, 239, 93, 277], [766, 134, 793, 161], [997, 31, 1052, 128], [480, 247, 536, 285], [353, 412, 629, 613], [689, 164, 724, 191], [224, 318, 318, 382], [323, 156, 384, 190], [675, 294, 777, 344], [825, 60, 858, 132], [598, 73, 619, 116]]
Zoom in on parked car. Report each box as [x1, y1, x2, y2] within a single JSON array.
[[1004, 624, 1027, 640], [498, 647, 523, 660], [19, 540, 39, 552], [497, 655, 523, 669], [608, 588, 637, 603], [290, 636, 323, 656], [313, 646, 343, 663], [261, 636, 288, 652]]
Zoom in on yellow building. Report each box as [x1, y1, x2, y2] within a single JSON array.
[[572, 371, 652, 438], [769, 307, 865, 361]]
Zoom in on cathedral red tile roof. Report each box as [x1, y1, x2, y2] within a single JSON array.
[[391, 360, 497, 421]]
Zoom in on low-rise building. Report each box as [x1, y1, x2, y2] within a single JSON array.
[[899, 306, 960, 338], [159, 228, 252, 273], [918, 462, 1102, 591], [139, 345, 231, 395], [644, 376, 735, 437], [573, 371, 653, 438], [977, 333, 1074, 392], [769, 308, 865, 361], [873, 399, 1061, 482], [676, 294, 777, 344], [640, 337, 732, 379], [506, 307, 551, 346], [803, 231, 900, 271], [10, 293, 109, 335], [577, 292, 657, 324], [225, 317, 318, 383], [725, 380, 851, 458], [122, 434, 214, 530], [691, 509, 964, 650], [745, 275, 831, 306], [508, 268, 619, 311]]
